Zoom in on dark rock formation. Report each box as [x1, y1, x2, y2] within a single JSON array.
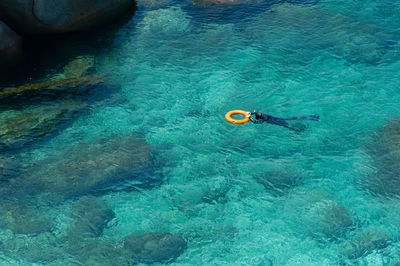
[[65, 238, 129, 266], [365, 118, 400, 197], [0, 21, 22, 67], [296, 199, 358, 241], [0, 100, 86, 151], [0, 74, 103, 101], [0, 0, 136, 35], [340, 228, 390, 260], [69, 196, 115, 238], [124, 232, 187, 264], [320, 204, 356, 240], [0, 201, 53, 234], [7, 133, 158, 198]]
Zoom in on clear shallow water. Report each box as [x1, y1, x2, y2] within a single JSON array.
[[2, 0, 400, 264]]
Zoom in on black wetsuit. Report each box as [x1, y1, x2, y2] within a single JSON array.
[[250, 112, 319, 132]]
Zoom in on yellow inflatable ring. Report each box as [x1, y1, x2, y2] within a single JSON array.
[[225, 110, 251, 124]]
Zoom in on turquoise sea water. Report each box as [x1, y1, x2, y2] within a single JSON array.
[[2, 0, 400, 264]]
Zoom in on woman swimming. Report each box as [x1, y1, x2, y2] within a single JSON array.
[[249, 111, 319, 132]]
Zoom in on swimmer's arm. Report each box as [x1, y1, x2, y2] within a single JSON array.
[[249, 117, 264, 124]]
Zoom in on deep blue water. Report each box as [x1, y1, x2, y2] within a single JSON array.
[[1, 0, 400, 264]]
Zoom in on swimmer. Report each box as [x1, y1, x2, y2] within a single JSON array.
[[249, 111, 319, 132]]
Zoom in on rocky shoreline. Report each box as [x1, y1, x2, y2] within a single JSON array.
[[0, 0, 137, 69]]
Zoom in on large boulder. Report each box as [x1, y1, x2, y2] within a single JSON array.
[[0, 0, 136, 35], [0, 21, 22, 65]]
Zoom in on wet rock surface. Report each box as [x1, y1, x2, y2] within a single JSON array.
[[0, 0, 136, 34], [124, 232, 187, 264], [8, 133, 157, 198]]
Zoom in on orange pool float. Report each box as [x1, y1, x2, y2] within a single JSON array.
[[225, 110, 251, 124]]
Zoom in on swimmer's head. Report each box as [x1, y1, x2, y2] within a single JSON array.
[[255, 112, 263, 119]]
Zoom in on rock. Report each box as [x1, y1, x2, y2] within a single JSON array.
[[0, 74, 104, 101], [192, 0, 246, 4], [0, 201, 53, 234], [8, 134, 157, 198], [365, 118, 400, 196], [248, 3, 395, 65], [320, 204, 355, 240], [124, 232, 187, 264], [296, 200, 357, 241], [53, 55, 95, 80], [0, 155, 19, 179], [65, 238, 129, 266], [0, 232, 63, 263], [340, 228, 390, 260], [254, 171, 301, 196], [0, 100, 86, 151], [69, 196, 115, 238], [0, 21, 22, 66], [0, 0, 136, 35], [137, 0, 170, 8]]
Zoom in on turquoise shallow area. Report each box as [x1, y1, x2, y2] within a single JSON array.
[[2, 0, 400, 264]]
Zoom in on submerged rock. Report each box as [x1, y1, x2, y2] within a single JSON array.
[[340, 228, 391, 260], [0, 100, 86, 151], [0, 201, 53, 234], [0, 74, 104, 101], [254, 171, 301, 196], [249, 3, 396, 65], [288, 197, 358, 241], [8, 134, 157, 198], [69, 196, 115, 238], [319, 204, 355, 240], [365, 118, 400, 197], [0, 0, 136, 35], [192, 0, 249, 4], [137, 0, 170, 8], [123, 232, 187, 264], [65, 238, 129, 266], [0, 21, 22, 67], [52, 56, 95, 80], [0, 155, 19, 179]]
